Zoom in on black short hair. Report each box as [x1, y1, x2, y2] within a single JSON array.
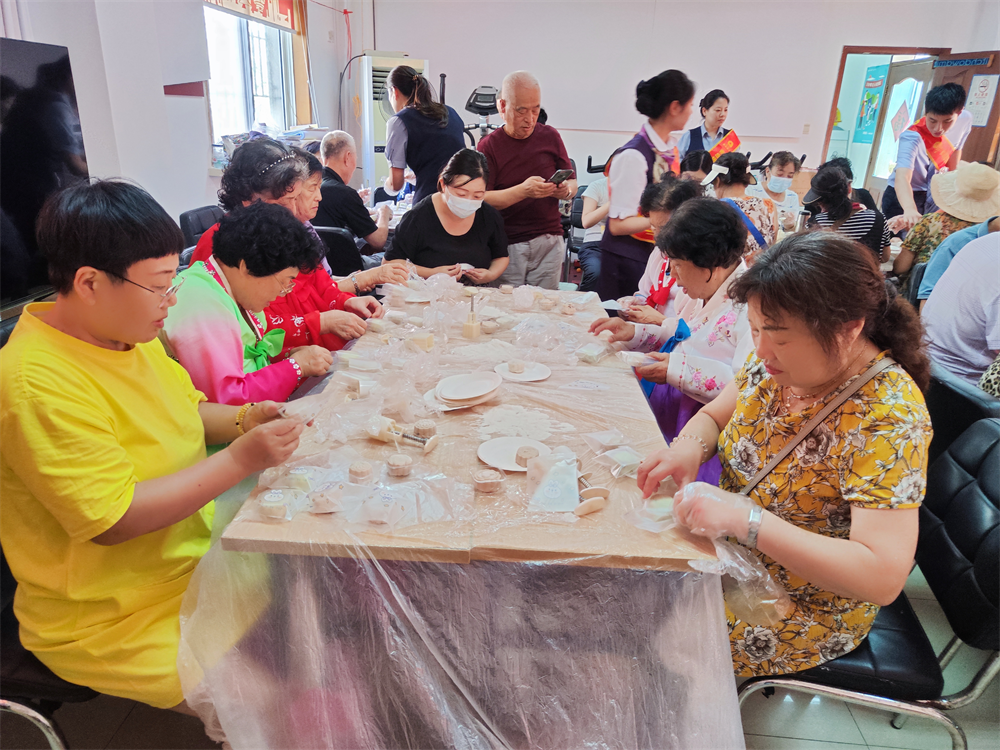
[[925, 83, 966, 115], [36, 179, 183, 295], [680, 150, 713, 175], [218, 138, 307, 211], [639, 173, 702, 215], [807, 165, 853, 221], [635, 70, 695, 120], [699, 89, 729, 117], [770, 151, 801, 172], [212, 202, 323, 277], [656, 197, 747, 270], [819, 156, 854, 180], [714, 152, 753, 187], [440, 148, 489, 188]]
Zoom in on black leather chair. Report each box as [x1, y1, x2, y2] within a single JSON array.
[[1, 314, 18, 349], [178, 245, 196, 272], [926, 362, 1000, 465], [178, 205, 224, 248], [561, 184, 588, 285], [908, 262, 928, 308], [1, 548, 98, 749], [738, 418, 1000, 750], [314, 225, 366, 277]]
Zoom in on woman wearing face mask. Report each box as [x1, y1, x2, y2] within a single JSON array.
[[677, 90, 731, 159], [591, 199, 753, 485], [383, 149, 509, 284], [748, 151, 801, 232]]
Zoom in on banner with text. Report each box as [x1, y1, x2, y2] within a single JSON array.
[[204, 0, 295, 31]]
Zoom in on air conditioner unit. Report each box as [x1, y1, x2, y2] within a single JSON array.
[[355, 51, 429, 191]]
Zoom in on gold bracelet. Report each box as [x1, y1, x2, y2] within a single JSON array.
[[236, 402, 256, 436]]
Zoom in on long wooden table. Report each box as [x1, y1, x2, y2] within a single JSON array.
[[221, 287, 715, 571]]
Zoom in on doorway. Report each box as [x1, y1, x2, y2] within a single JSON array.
[[865, 58, 937, 200], [822, 46, 949, 203]]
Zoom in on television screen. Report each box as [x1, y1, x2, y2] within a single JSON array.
[[1, 37, 89, 309]]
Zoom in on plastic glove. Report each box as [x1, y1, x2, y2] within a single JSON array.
[[673, 481, 755, 542]]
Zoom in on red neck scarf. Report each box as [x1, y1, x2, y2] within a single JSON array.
[[907, 117, 955, 170], [647, 259, 675, 307]]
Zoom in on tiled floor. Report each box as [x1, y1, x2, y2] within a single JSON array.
[[2, 567, 996, 749]]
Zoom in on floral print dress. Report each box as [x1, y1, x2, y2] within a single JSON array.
[[897, 211, 974, 295], [719, 352, 931, 676]]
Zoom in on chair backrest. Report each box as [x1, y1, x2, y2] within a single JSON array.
[[314, 226, 365, 277], [179, 206, 224, 248], [917, 418, 1000, 651], [178, 246, 196, 272], [907, 262, 927, 308], [570, 184, 587, 230], [926, 362, 1000, 464], [0, 314, 18, 349]]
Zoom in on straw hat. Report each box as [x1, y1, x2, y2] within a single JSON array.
[[930, 161, 1000, 223]]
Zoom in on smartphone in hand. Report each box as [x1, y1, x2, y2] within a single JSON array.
[[547, 169, 574, 185]]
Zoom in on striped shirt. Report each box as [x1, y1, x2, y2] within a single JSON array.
[[813, 208, 891, 261]]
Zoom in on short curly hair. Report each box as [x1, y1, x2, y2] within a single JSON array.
[[212, 202, 322, 277], [218, 138, 307, 211], [656, 197, 747, 270]]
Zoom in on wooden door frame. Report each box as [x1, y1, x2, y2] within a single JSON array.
[[822, 46, 951, 162]]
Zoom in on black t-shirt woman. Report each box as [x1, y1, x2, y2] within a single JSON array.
[[384, 149, 509, 284]]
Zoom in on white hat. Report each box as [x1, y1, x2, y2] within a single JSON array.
[[930, 161, 1000, 223]]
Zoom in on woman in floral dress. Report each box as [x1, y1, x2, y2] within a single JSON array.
[[639, 232, 932, 676], [591, 198, 754, 485]]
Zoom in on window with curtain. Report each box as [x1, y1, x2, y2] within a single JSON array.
[[204, 5, 295, 143]]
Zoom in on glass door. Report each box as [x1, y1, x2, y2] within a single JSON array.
[[864, 59, 936, 201]]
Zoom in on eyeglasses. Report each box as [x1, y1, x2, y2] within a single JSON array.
[[105, 271, 186, 303], [277, 277, 296, 296]]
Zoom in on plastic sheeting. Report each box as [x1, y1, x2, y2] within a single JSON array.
[[177, 281, 745, 749]]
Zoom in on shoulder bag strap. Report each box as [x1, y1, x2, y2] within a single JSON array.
[[721, 198, 769, 250], [739, 357, 896, 496]]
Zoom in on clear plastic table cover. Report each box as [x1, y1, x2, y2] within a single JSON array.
[[177, 281, 745, 749]]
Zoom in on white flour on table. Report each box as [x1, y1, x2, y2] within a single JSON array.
[[477, 405, 575, 441]]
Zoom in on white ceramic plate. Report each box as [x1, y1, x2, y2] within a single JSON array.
[[436, 371, 504, 401], [437, 386, 500, 407], [423, 388, 499, 412], [494, 362, 552, 383], [477, 437, 552, 472]]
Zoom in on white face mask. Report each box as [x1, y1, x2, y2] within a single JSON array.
[[444, 189, 482, 219], [767, 174, 793, 194]]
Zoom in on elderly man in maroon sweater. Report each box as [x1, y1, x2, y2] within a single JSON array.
[[478, 71, 577, 289]]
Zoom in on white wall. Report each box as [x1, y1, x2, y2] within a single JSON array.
[[10, 0, 999, 221], [363, 0, 1000, 183]]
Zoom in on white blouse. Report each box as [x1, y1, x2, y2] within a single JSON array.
[[607, 122, 681, 221], [625, 261, 754, 404]]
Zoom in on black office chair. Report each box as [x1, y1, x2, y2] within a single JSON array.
[[908, 262, 928, 308], [561, 183, 587, 285], [738, 418, 1000, 750], [178, 205, 224, 248], [926, 362, 1000, 465], [178, 245, 197, 272], [314, 225, 366, 278], [1, 314, 19, 348], [1, 548, 98, 750]]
